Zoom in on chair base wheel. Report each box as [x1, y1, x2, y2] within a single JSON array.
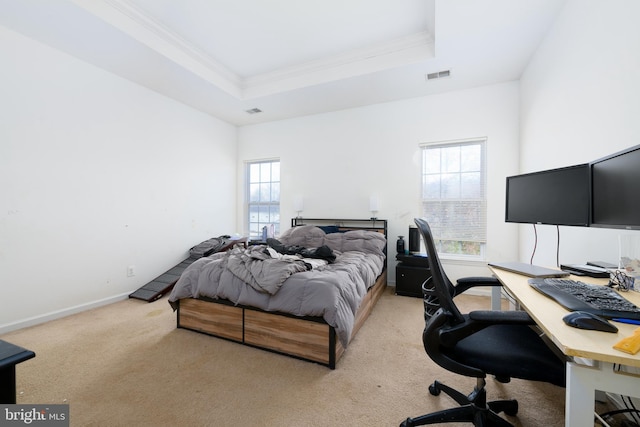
[[489, 399, 518, 417], [401, 379, 517, 427], [428, 383, 440, 396]]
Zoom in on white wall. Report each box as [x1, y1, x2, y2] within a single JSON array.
[[519, 0, 640, 267], [8, 0, 636, 331], [0, 26, 237, 332], [238, 82, 521, 283]]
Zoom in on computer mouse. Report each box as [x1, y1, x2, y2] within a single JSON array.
[[563, 311, 618, 333]]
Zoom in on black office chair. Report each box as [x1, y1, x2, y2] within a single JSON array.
[[401, 218, 566, 427]]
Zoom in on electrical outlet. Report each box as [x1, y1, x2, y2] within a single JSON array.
[[127, 265, 135, 277]]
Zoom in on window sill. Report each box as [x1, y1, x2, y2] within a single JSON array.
[[439, 257, 487, 267]]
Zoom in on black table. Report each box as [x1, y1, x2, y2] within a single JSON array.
[[0, 339, 35, 403]]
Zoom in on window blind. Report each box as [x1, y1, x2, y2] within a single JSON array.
[[420, 139, 487, 248]]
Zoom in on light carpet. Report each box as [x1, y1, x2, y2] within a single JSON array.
[[1, 287, 565, 426]]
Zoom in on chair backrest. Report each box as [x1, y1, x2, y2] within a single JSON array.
[[414, 218, 465, 325], [415, 218, 489, 378]]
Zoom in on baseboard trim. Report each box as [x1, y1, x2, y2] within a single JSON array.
[[388, 281, 492, 298], [464, 287, 491, 297], [0, 292, 131, 335]]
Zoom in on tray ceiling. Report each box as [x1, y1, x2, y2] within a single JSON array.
[[0, 0, 566, 125]]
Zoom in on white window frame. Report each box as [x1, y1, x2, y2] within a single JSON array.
[[246, 159, 280, 239], [420, 138, 487, 261]]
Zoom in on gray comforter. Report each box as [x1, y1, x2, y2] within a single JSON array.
[[168, 227, 386, 347]]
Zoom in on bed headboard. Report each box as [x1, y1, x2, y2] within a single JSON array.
[[290, 218, 387, 238], [290, 218, 388, 271]]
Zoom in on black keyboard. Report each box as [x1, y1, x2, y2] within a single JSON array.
[[529, 278, 640, 320]]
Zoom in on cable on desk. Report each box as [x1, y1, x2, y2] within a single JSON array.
[[606, 365, 640, 425], [598, 408, 640, 425], [499, 286, 518, 307], [594, 411, 611, 427], [530, 224, 538, 265], [556, 225, 560, 268], [622, 395, 640, 424]]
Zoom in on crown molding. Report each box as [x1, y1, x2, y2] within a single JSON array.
[[243, 31, 435, 98], [70, 0, 433, 100], [70, 0, 243, 98]]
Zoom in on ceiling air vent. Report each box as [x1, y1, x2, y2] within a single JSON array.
[[426, 70, 451, 81], [245, 108, 262, 114]]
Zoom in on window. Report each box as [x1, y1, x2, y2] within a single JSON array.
[[247, 160, 280, 238], [420, 139, 486, 259]]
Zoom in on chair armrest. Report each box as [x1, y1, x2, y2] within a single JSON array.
[[440, 310, 536, 347], [454, 276, 502, 295], [468, 310, 534, 325], [458, 276, 502, 285]]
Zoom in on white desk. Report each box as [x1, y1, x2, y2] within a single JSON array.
[[489, 268, 640, 427]]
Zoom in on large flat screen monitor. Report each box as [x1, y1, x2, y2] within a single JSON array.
[[590, 144, 640, 230], [505, 164, 590, 226]]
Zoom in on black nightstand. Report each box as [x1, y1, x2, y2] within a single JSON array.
[[395, 254, 430, 298]]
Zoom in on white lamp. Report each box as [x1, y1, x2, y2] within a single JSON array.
[[293, 195, 304, 218], [369, 195, 379, 220]]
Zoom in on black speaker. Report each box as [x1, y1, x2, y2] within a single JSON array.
[[408, 226, 420, 253]]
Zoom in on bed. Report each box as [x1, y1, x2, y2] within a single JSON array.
[[168, 218, 388, 368]]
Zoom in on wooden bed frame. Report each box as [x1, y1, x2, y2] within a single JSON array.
[[175, 218, 388, 369]]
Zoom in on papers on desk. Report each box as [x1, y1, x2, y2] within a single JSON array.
[[613, 327, 640, 354], [560, 264, 610, 278]]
